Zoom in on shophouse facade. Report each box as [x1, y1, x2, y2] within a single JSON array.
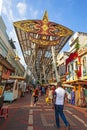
[[56, 32, 87, 106], [66, 32, 87, 81], [56, 52, 70, 83], [0, 16, 26, 101], [0, 16, 25, 79], [0, 16, 15, 82], [65, 32, 87, 106]]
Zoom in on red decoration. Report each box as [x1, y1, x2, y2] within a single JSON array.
[[66, 51, 81, 77]]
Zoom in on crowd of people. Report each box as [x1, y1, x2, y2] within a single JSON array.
[[27, 83, 87, 130], [28, 84, 55, 106], [27, 84, 87, 107], [65, 87, 87, 107]]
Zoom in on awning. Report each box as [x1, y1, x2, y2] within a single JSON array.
[[63, 79, 87, 85], [9, 76, 25, 81], [62, 83, 73, 88]]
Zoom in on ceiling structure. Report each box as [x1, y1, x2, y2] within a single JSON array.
[[13, 11, 74, 82]]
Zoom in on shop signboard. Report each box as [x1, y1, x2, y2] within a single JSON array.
[[2, 69, 11, 79]]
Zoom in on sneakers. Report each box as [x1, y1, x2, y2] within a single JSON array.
[[66, 124, 70, 130], [54, 124, 60, 129]]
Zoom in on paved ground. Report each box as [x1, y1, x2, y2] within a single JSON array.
[[0, 93, 87, 130]]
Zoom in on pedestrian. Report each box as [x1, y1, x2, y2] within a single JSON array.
[[53, 82, 70, 129], [48, 87, 53, 103], [45, 86, 53, 105], [32, 87, 39, 106], [42, 86, 45, 95], [67, 92, 71, 104], [71, 89, 75, 105]]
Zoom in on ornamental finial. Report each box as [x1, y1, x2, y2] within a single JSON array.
[[42, 11, 48, 22]]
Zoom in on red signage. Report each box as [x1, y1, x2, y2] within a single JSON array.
[[2, 70, 11, 79]]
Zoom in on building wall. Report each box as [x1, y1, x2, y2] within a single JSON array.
[[57, 52, 69, 76], [66, 32, 87, 81], [0, 16, 25, 77]]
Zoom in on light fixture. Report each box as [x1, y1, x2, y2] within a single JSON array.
[[14, 55, 20, 61]]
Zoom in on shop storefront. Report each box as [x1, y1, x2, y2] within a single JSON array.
[[64, 50, 87, 107], [0, 54, 15, 105], [63, 79, 87, 107]]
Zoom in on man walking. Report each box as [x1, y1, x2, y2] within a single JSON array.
[[53, 82, 70, 129]]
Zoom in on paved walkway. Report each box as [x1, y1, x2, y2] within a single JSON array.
[[0, 93, 87, 130], [66, 103, 87, 116]]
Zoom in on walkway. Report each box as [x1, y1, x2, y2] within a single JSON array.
[[0, 93, 87, 130]]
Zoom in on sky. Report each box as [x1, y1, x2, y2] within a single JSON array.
[[0, 0, 87, 67]]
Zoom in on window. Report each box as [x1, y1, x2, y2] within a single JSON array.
[[83, 56, 87, 76], [75, 61, 78, 70]]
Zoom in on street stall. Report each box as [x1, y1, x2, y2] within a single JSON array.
[[3, 79, 18, 102], [0, 54, 15, 103], [3, 76, 26, 102], [9, 76, 26, 98]]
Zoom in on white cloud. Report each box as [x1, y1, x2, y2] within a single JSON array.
[[17, 2, 27, 16], [0, 0, 2, 15], [2, 0, 15, 22], [1, 0, 39, 67], [1, 1, 26, 66], [29, 7, 39, 19]]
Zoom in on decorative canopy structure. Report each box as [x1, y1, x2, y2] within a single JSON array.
[[13, 11, 74, 82]]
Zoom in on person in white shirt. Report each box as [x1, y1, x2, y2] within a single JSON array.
[[53, 82, 70, 129]]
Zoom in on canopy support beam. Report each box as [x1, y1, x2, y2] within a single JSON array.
[[51, 46, 60, 83]]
